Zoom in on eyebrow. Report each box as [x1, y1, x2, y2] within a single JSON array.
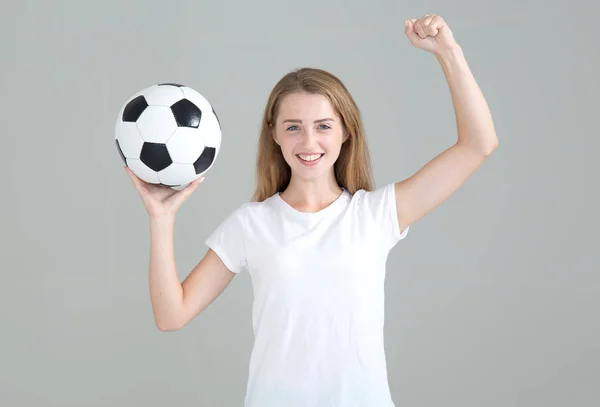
[[282, 118, 335, 124]]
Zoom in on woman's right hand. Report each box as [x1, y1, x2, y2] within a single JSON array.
[[125, 166, 203, 219]]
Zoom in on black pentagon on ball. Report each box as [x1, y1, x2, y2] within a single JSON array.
[[140, 142, 172, 172], [122, 95, 148, 122], [158, 83, 183, 87], [115, 139, 127, 164], [193, 147, 216, 174], [212, 106, 221, 130], [171, 98, 202, 128]]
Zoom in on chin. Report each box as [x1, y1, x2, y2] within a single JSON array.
[[292, 164, 332, 181]]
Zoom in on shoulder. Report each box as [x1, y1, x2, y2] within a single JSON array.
[[246, 193, 281, 214], [219, 194, 279, 224], [347, 183, 408, 246], [349, 183, 396, 213]]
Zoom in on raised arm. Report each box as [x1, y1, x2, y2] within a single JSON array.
[[395, 15, 499, 231]]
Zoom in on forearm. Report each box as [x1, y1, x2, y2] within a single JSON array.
[[436, 45, 498, 155], [148, 215, 184, 330]]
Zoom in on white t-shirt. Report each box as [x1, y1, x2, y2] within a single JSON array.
[[205, 183, 409, 407]]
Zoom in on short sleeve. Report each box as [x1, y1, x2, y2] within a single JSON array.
[[359, 183, 409, 249], [205, 205, 248, 274]]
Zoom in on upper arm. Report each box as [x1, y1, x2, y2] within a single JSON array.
[[394, 142, 493, 231], [177, 248, 236, 329], [173, 204, 248, 329]]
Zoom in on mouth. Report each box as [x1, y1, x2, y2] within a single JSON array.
[[295, 153, 324, 166]]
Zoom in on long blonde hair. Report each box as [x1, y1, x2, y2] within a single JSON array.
[[251, 67, 375, 202]]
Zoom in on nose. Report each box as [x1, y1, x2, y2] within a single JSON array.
[[300, 128, 319, 146]]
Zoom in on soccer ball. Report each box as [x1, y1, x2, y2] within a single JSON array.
[[115, 83, 221, 190]]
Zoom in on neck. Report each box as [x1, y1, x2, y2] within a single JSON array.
[[280, 172, 343, 213]]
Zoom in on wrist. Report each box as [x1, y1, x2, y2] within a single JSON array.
[[435, 44, 464, 65], [149, 214, 175, 228], [434, 45, 468, 77]]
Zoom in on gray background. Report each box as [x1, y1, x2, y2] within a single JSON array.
[[1, 0, 598, 406]]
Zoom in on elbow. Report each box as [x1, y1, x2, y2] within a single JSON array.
[[471, 134, 498, 157], [484, 135, 499, 156], [458, 132, 498, 158], [157, 324, 180, 332], [481, 129, 499, 156], [155, 318, 184, 332]]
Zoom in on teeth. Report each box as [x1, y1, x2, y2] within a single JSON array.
[[298, 154, 322, 162]]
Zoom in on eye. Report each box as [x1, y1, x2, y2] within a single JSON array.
[[319, 124, 331, 130], [286, 125, 299, 131]]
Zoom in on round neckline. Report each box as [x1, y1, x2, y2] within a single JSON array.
[[275, 188, 349, 219]]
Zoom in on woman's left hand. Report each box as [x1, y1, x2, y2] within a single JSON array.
[[405, 14, 459, 56]]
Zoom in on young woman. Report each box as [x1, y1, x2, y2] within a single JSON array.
[[126, 14, 498, 407]]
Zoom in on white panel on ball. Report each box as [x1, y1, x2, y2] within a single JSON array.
[[167, 127, 205, 164], [200, 111, 221, 150], [158, 163, 197, 186], [137, 106, 178, 143], [115, 121, 144, 158], [144, 85, 183, 106], [127, 159, 161, 184]]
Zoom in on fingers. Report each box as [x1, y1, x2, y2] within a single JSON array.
[[166, 177, 204, 210], [125, 165, 205, 211], [124, 166, 145, 194], [404, 19, 419, 43], [408, 14, 443, 39], [426, 15, 444, 36], [415, 15, 433, 38], [413, 16, 427, 38], [180, 177, 204, 198]]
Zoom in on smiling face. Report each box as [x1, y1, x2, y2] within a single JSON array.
[[273, 91, 347, 183], [252, 67, 375, 202]]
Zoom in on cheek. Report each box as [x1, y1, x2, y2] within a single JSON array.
[[324, 136, 344, 153], [279, 140, 296, 155]]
